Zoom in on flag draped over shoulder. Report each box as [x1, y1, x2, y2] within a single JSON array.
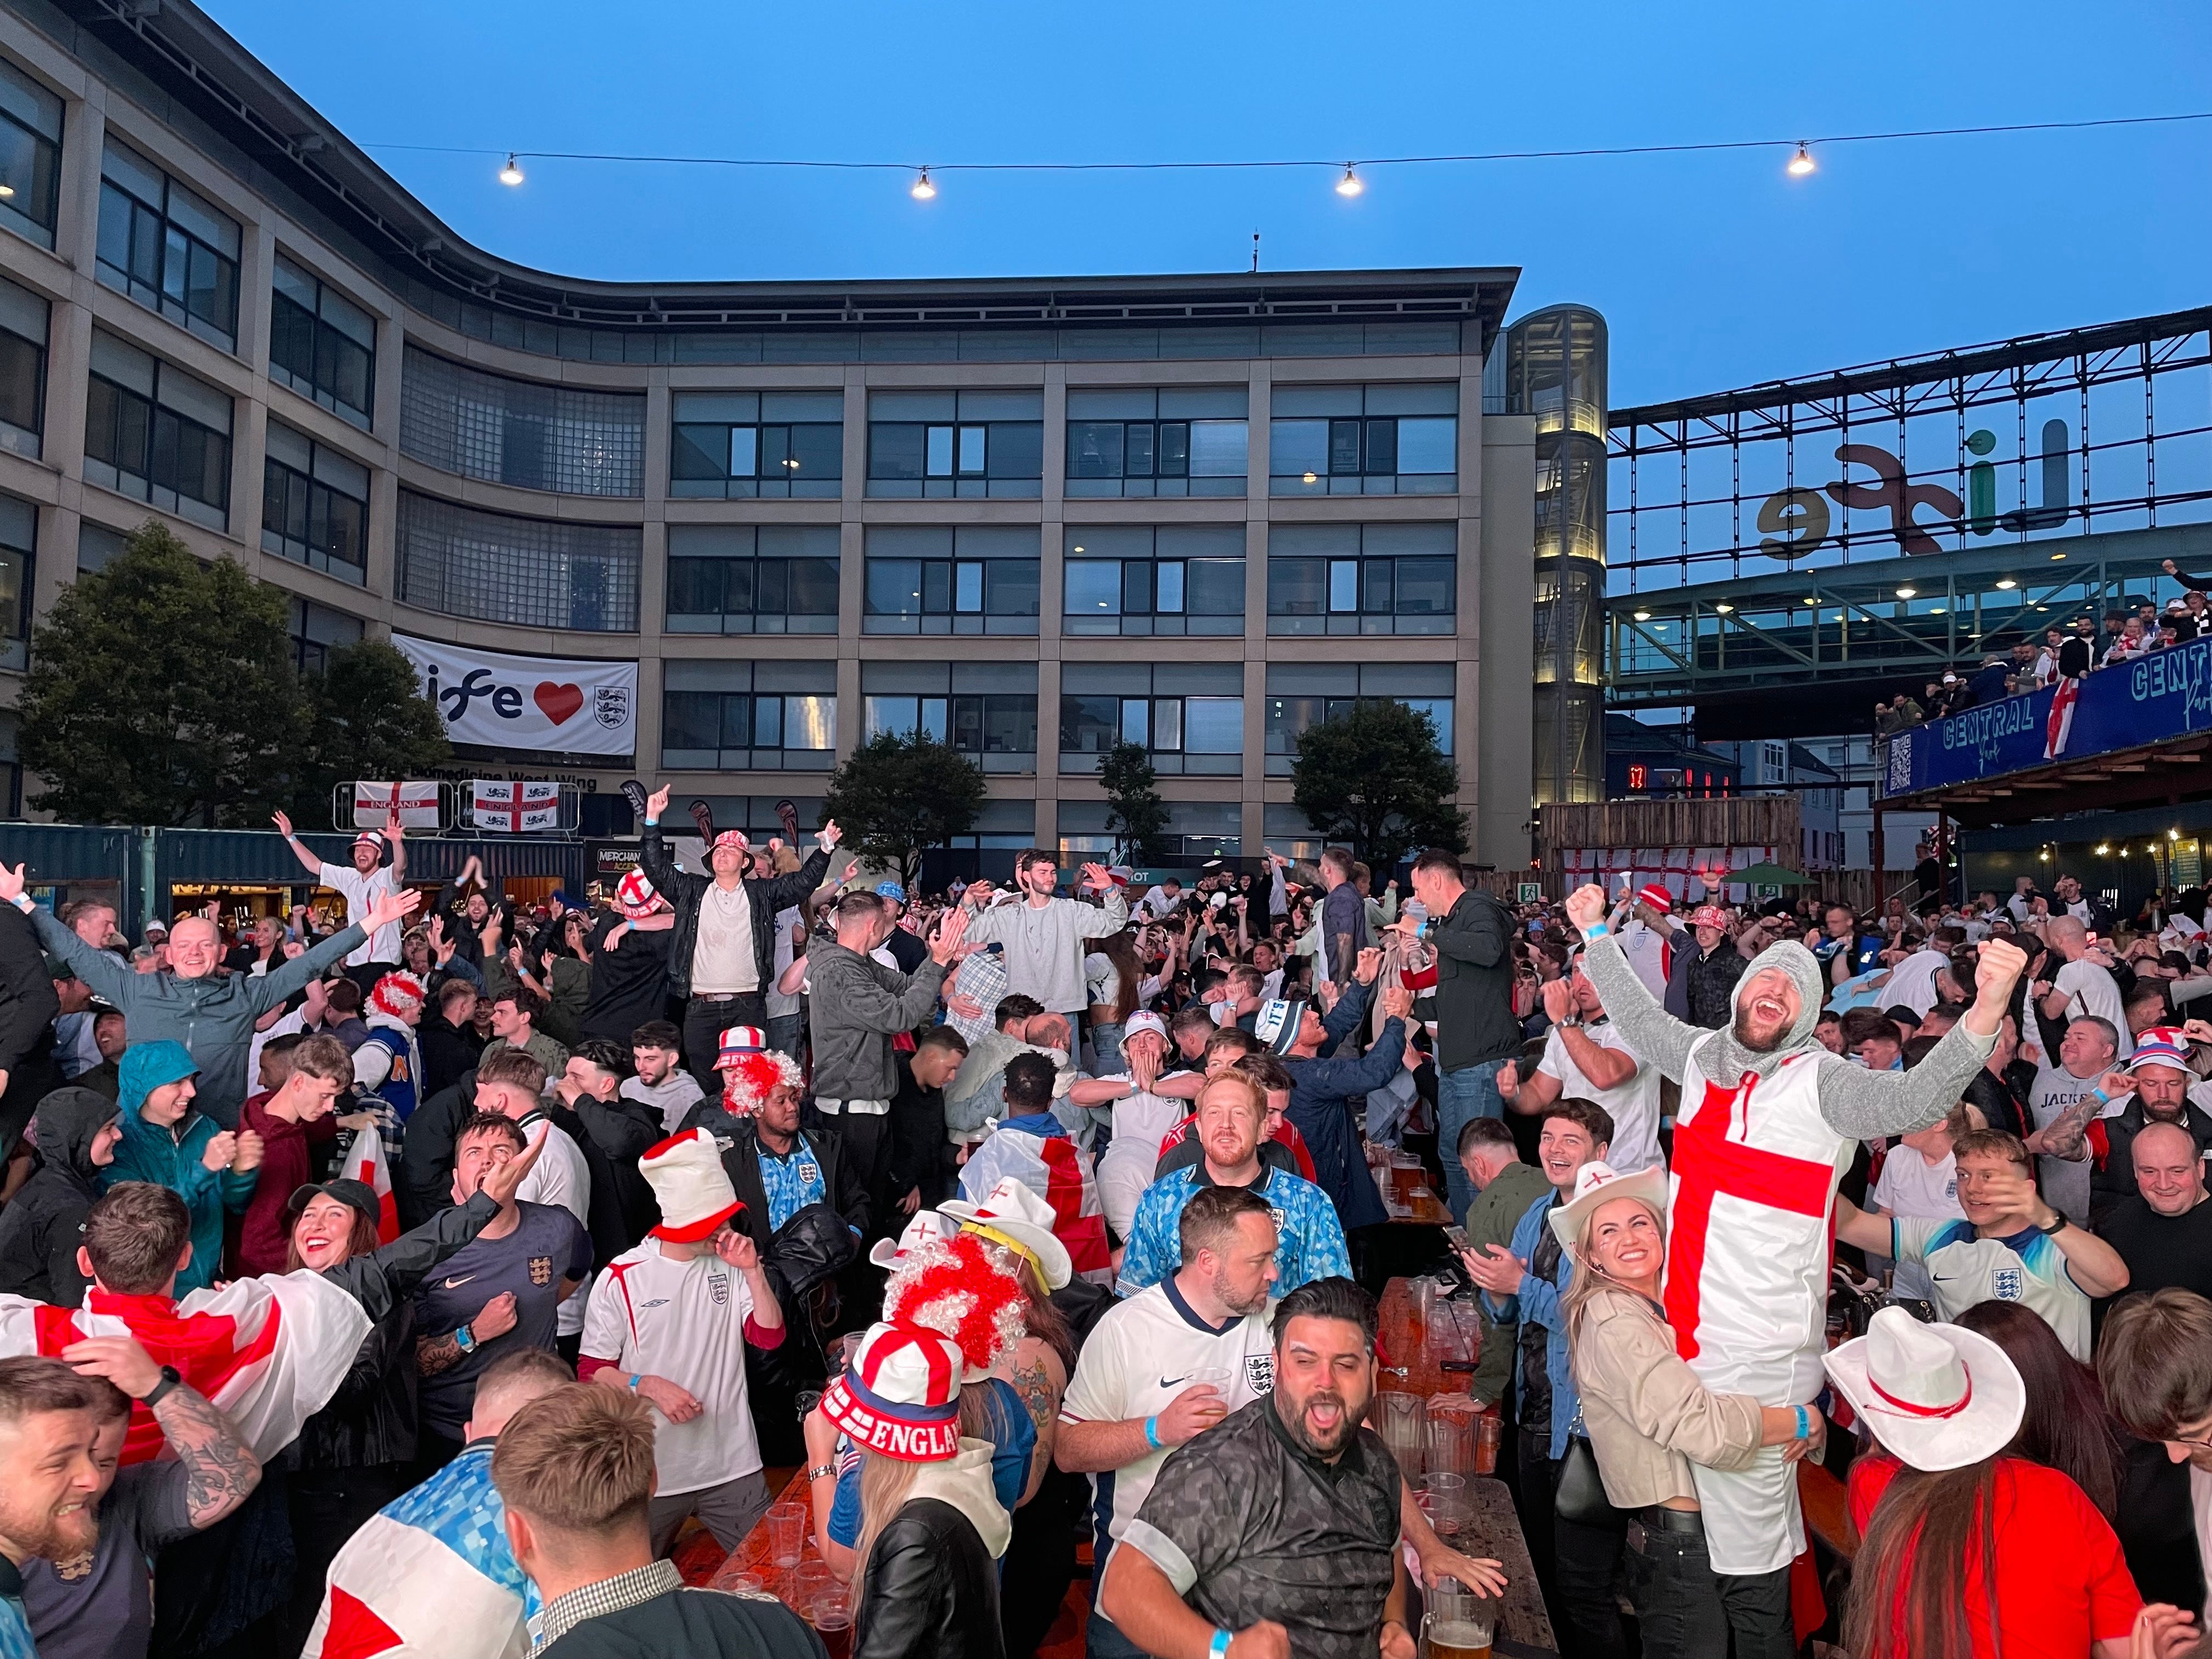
[[0, 1271, 370, 1465], [960, 1124, 1111, 1282], [345, 1131, 402, 1244]]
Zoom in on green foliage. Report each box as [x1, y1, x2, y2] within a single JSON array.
[[289, 640, 453, 830], [821, 731, 989, 889], [1290, 698, 1468, 870], [1098, 739, 1171, 865], [18, 522, 308, 826]]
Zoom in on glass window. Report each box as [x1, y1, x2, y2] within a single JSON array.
[[1060, 666, 1243, 775], [397, 490, 639, 631], [668, 390, 842, 498], [1263, 664, 1452, 774], [664, 524, 838, 635], [1270, 383, 1458, 495], [1061, 525, 1242, 637], [400, 346, 644, 496], [0, 273, 46, 458], [868, 389, 1042, 498], [262, 420, 368, 583], [1184, 697, 1243, 754], [0, 492, 32, 672], [287, 596, 363, 676], [269, 255, 375, 428], [1065, 388, 1246, 498], [83, 330, 232, 530], [864, 527, 1037, 635], [660, 661, 836, 771], [95, 138, 241, 352], [1267, 524, 1455, 636], [0, 59, 61, 250]]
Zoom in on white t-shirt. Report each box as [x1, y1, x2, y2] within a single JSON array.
[[766, 905, 802, 1020], [317, 860, 398, 967], [2027, 1063, 2111, 1227], [2053, 958, 2132, 1059], [1535, 1020, 1662, 1175], [1869, 1146, 1963, 1302], [1883, 949, 1948, 1019], [517, 1117, 594, 1335], [691, 881, 758, 995], [1058, 1281, 1276, 1548], [1093, 1082, 1190, 1238], [1892, 1216, 2091, 1362], [580, 1238, 764, 1496], [1618, 921, 1673, 1001]]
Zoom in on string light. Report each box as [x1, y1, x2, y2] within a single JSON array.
[[422, 109, 2212, 201]]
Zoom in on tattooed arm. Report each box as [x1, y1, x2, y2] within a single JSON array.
[[1007, 1336, 1066, 1508], [417, 1291, 519, 1378], [152, 1384, 263, 1530]]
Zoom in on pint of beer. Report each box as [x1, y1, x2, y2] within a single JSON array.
[[1421, 1581, 1494, 1659], [1424, 1620, 1492, 1659]]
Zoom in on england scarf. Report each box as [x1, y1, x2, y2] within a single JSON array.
[[958, 1117, 1111, 1282], [303, 1444, 534, 1659], [0, 1271, 370, 1465]]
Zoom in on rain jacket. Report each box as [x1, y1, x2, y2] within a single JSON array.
[[0, 1086, 120, 1304], [102, 1042, 258, 1296]]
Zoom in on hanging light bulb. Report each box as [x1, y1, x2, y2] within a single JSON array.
[[1786, 143, 1815, 178], [1334, 163, 1364, 198], [1995, 578, 2018, 590], [0, 182, 14, 200], [498, 154, 524, 187], [910, 168, 936, 201], [1894, 586, 1917, 599]]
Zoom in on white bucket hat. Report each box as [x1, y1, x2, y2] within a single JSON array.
[[939, 1175, 1071, 1290], [1548, 1160, 1671, 1252], [1122, 1009, 1169, 1046], [1822, 1307, 2025, 1472]]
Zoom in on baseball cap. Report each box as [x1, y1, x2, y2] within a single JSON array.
[[875, 881, 906, 904], [1124, 1010, 1169, 1045], [286, 1177, 381, 1230]]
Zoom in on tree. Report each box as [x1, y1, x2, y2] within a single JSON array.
[[1098, 739, 1171, 866], [1290, 698, 1468, 871], [820, 731, 989, 890], [18, 522, 309, 826], [288, 640, 454, 829]]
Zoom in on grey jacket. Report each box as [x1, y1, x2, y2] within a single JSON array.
[[806, 943, 948, 1103], [31, 908, 366, 1128], [960, 891, 1129, 1014]]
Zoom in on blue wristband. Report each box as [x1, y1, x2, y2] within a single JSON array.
[[1210, 1631, 1232, 1659], [1795, 1404, 1811, 1441], [1582, 922, 1610, 940], [1144, 1415, 1161, 1450]]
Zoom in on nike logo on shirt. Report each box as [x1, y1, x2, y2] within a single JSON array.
[[442, 1274, 478, 1290]]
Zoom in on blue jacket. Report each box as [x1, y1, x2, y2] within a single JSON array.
[[104, 1045, 257, 1295], [1482, 1189, 1578, 1459], [1283, 978, 1398, 1232]]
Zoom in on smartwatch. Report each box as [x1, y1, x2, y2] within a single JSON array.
[[2037, 1213, 2068, 1237], [140, 1364, 183, 1410]]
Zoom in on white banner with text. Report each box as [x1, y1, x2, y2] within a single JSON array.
[[392, 635, 637, 758]]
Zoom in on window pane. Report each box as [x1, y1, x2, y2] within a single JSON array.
[[919, 697, 948, 744], [757, 425, 789, 478], [1123, 422, 1155, 478], [1405, 697, 1453, 753], [269, 294, 314, 382], [865, 558, 923, 617], [1156, 422, 1188, 478], [926, 424, 955, 477], [327, 334, 373, 419], [1267, 557, 1325, 616], [787, 695, 836, 751], [95, 183, 133, 276], [954, 561, 983, 613], [0, 332, 38, 432], [1155, 561, 1186, 613], [1328, 419, 1363, 476], [1149, 698, 1180, 751], [670, 425, 727, 481], [788, 422, 842, 481], [727, 425, 759, 479], [984, 421, 1041, 480], [1120, 698, 1149, 747], [985, 560, 1038, 616], [865, 695, 918, 740], [1066, 421, 1124, 479], [1269, 419, 1328, 478], [1189, 420, 1246, 477], [721, 558, 755, 616], [1361, 560, 1394, 614], [788, 558, 839, 617], [1186, 558, 1243, 617], [871, 422, 926, 480], [325, 490, 366, 568], [1121, 560, 1153, 616], [1395, 416, 1457, 475], [1063, 559, 1121, 618], [983, 697, 1036, 753], [1395, 556, 1456, 616], [1363, 417, 1397, 477], [753, 558, 788, 616], [1184, 697, 1243, 754], [1060, 694, 1120, 752], [663, 691, 721, 751], [753, 696, 783, 748], [1328, 560, 1359, 612]]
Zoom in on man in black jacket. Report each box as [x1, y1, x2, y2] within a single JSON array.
[[0, 1086, 121, 1304], [555, 1040, 663, 1248], [418, 978, 486, 1099], [0, 901, 61, 1151], [634, 786, 840, 1093], [1408, 849, 1522, 1224]]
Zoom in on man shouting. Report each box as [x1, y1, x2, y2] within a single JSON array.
[[1565, 882, 2027, 1652]]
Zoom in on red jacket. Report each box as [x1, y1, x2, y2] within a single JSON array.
[[230, 1090, 338, 1278]]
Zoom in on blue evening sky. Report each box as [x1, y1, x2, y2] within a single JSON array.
[[205, 2, 2210, 409]]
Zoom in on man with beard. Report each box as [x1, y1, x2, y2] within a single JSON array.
[[1100, 1277, 1419, 1659], [0, 1358, 110, 1650], [1568, 881, 2029, 1654]]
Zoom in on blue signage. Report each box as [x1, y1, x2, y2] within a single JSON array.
[[1886, 637, 2212, 796]]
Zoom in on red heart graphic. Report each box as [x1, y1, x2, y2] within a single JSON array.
[[533, 682, 585, 724]]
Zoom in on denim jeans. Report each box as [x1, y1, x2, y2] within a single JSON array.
[[1624, 1517, 1796, 1659], [1438, 1057, 1509, 1224], [765, 1012, 803, 1064], [1090, 1020, 1128, 1079]]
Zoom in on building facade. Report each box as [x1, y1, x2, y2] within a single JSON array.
[[0, 0, 1545, 870]]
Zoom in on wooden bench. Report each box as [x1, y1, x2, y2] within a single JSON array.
[[1798, 1460, 1858, 1562]]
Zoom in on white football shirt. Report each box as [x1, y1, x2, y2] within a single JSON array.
[[1535, 1020, 1662, 1175]]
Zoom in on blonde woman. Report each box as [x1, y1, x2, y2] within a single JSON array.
[[1555, 1163, 1821, 1659]]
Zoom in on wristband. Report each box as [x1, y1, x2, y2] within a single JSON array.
[[1794, 1404, 1811, 1441], [2091, 1088, 2110, 1105], [455, 1324, 477, 1354], [1144, 1415, 1161, 1450], [1210, 1631, 1232, 1659], [629, 1374, 642, 1392], [1581, 922, 1610, 940]]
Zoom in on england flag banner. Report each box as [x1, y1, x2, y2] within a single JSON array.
[[352, 781, 441, 830], [392, 634, 637, 759], [471, 780, 561, 834], [344, 1129, 402, 1244]]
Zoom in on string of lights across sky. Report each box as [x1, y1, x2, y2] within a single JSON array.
[[353, 110, 2212, 198]]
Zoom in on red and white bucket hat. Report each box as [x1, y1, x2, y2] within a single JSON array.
[[616, 868, 667, 920], [820, 1321, 967, 1462]]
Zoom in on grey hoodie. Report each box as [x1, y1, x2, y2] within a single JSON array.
[[1583, 934, 1996, 1141], [0, 1086, 120, 1304]]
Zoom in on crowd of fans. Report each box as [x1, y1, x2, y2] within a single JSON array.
[[0, 796, 2207, 1658], [1875, 565, 2212, 735]]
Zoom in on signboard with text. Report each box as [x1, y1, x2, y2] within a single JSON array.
[[392, 635, 637, 759]]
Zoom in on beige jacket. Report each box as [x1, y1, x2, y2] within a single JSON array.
[[1568, 1285, 1765, 1509]]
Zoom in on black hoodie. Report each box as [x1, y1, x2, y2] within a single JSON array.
[[0, 1086, 119, 1304]]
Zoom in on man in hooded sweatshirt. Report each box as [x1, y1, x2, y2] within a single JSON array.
[[102, 1042, 264, 1297], [0, 1087, 122, 1304], [1565, 882, 2029, 1654]]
